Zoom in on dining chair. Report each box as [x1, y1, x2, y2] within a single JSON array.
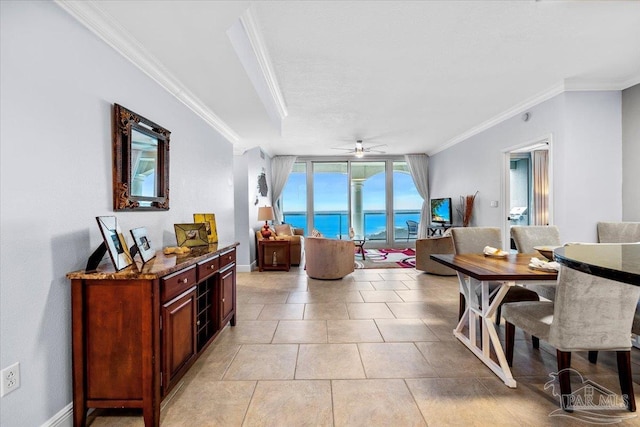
[[597, 222, 640, 243], [589, 222, 640, 364], [502, 266, 640, 412], [510, 225, 561, 302], [450, 227, 540, 328], [406, 220, 418, 241]]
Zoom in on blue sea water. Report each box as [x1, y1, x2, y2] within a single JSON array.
[[284, 211, 420, 239]]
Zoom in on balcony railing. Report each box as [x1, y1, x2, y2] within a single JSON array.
[[283, 210, 420, 240]]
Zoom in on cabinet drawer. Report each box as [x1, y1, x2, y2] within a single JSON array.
[[219, 249, 236, 269], [161, 266, 196, 302], [197, 256, 219, 281]]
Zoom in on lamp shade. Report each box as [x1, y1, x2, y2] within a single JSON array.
[[257, 206, 275, 222]]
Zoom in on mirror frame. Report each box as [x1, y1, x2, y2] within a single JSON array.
[[113, 104, 171, 211]]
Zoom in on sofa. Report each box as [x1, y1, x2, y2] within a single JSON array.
[[255, 224, 305, 266], [305, 237, 354, 279], [415, 235, 456, 276]]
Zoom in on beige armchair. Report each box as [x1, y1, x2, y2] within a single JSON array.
[[415, 236, 456, 276], [305, 237, 354, 280]]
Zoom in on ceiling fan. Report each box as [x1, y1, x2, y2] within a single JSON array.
[[331, 140, 387, 158]]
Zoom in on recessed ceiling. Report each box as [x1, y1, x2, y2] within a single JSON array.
[[57, 1, 640, 157]]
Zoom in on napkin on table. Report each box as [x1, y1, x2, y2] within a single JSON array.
[[529, 257, 560, 271], [483, 246, 508, 256]]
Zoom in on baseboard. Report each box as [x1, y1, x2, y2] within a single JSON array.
[[236, 261, 257, 273], [41, 403, 73, 427]]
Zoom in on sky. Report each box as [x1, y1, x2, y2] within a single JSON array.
[[282, 171, 423, 212]]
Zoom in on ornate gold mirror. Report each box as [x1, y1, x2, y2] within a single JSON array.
[[113, 104, 170, 210]]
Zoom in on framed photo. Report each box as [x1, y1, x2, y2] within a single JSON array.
[[174, 223, 208, 247], [193, 213, 218, 243], [96, 216, 133, 271], [130, 227, 156, 263]]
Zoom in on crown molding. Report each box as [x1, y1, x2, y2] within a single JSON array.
[[54, 0, 240, 143], [239, 8, 288, 121], [429, 74, 639, 156], [429, 82, 566, 156]]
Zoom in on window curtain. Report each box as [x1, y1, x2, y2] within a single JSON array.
[[271, 155, 297, 224], [404, 154, 430, 239], [532, 150, 549, 225]]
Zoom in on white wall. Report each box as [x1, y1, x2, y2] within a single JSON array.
[[233, 147, 272, 271], [622, 84, 640, 221], [430, 91, 624, 244], [0, 2, 235, 426]]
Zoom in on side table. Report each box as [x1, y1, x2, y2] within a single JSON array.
[[258, 239, 291, 271]]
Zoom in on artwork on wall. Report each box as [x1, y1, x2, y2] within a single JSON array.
[[254, 168, 268, 205], [96, 216, 133, 271], [174, 223, 208, 247], [130, 226, 155, 263], [193, 213, 218, 243]]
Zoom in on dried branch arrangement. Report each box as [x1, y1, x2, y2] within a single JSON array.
[[456, 191, 479, 227]]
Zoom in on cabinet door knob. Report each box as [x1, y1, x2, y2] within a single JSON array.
[[182, 278, 188, 284], [196, 320, 200, 325], [210, 265, 216, 270], [222, 298, 225, 303]]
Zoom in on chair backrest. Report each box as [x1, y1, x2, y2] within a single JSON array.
[[450, 227, 502, 254], [597, 222, 640, 243], [549, 266, 640, 351], [510, 226, 561, 253], [407, 220, 418, 232]]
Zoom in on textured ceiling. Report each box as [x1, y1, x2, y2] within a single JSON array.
[[65, 1, 640, 156]]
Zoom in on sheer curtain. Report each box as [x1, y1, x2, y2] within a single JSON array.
[[405, 154, 430, 239], [271, 155, 297, 224], [532, 150, 549, 225]]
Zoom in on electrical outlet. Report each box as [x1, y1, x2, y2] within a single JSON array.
[[1, 362, 20, 397]]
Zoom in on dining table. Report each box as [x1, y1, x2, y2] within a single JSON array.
[[430, 252, 558, 388], [554, 243, 640, 286]]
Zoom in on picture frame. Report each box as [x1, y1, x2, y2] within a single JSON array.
[[130, 226, 156, 264], [96, 216, 133, 271], [174, 223, 208, 247], [193, 213, 218, 243]]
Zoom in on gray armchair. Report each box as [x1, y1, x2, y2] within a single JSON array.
[[415, 236, 456, 276], [502, 266, 640, 411]]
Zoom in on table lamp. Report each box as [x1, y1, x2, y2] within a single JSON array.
[[257, 206, 275, 238]]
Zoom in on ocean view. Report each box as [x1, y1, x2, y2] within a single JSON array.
[[284, 211, 420, 240]]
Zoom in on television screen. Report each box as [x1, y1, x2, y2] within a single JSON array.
[[431, 198, 452, 224]]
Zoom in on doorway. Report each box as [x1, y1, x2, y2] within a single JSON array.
[[501, 136, 553, 250]]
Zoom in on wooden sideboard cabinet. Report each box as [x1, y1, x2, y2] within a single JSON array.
[[67, 243, 238, 427]]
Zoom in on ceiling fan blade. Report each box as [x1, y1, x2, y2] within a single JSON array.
[[366, 144, 388, 150], [331, 147, 354, 151], [366, 149, 387, 154]]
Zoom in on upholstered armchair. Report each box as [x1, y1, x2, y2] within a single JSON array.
[[597, 221, 640, 243], [415, 236, 456, 276], [255, 224, 305, 265], [304, 237, 354, 280], [502, 266, 640, 411]]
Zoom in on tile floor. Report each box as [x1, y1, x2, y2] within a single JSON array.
[[89, 267, 640, 426]]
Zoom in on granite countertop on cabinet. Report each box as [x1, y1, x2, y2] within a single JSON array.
[[67, 242, 239, 280]]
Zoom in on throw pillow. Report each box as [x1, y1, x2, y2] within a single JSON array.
[[275, 224, 294, 236], [311, 229, 323, 237]]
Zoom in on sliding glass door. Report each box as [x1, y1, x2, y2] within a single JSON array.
[[313, 162, 348, 238], [282, 158, 423, 247], [351, 161, 386, 240]]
